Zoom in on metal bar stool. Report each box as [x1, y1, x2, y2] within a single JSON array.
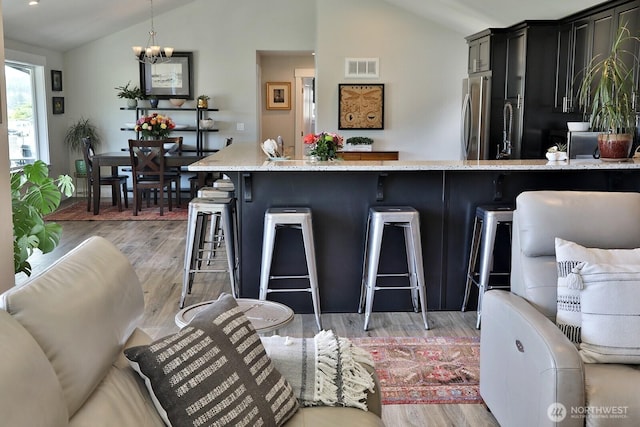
[[197, 187, 233, 260], [358, 206, 429, 331], [461, 205, 513, 329], [259, 207, 322, 331], [181, 197, 238, 308]]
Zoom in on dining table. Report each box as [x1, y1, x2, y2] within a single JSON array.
[[91, 151, 207, 215]]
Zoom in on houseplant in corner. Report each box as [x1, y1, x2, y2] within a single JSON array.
[[12, 160, 74, 276], [577, 24, 638, 160], [64, 117, 101, 175]]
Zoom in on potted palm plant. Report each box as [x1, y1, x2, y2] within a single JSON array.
[[577, 24, 638, 160]]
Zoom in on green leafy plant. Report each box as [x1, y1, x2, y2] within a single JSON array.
[[346, 136, 373, 145], [12, 161, 74, 276], [115, 81, 144, 100], [64, 117, 101, 153], [577, 24, 638, 133]]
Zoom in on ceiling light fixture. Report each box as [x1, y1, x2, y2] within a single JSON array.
[[28, 0, 39, 5], [132, 0, 174, 65]]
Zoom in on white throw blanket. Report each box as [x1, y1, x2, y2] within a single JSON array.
[[261, 330, 376, 411]]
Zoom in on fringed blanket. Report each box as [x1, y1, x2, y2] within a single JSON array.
[[261, 330, 376, 411]]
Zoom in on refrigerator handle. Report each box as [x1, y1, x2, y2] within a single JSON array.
[[461, 93, 471, 159]]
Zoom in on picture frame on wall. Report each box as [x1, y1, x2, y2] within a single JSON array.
[[266, 82, 291, 110], [338, 83, 384, 130], [52, 97, 64, 114], [139, 52, 193, 99], [51, 70, 63, 92]]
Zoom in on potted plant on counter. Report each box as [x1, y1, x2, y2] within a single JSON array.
[[115, 81, 144, 109], [577, 24, 637, 160], [344, 136, 374, 152]]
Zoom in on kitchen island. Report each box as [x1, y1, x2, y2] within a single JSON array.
[[190, 144, 640, 313]]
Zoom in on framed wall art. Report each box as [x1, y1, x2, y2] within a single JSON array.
[[139, 51, 193, 99], [338, 83, 384, 130], [266, 82, 291, 110], [51, 70, 63, 92], [52, 97, 64, 114]]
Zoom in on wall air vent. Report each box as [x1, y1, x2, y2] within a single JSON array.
[[345, 58, 379, 78]]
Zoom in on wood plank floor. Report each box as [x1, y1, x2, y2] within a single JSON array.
[[20, 217, 499, 427]]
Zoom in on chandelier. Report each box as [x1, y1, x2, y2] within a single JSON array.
[[132, 0, 174, 65]]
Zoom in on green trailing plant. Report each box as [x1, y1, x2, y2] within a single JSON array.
[[115, 81, 144, 100], [577, 24, 638, 134], [12, 160, 74, 276], [346, 136, 373, 145], [64, 117, 101, 153]]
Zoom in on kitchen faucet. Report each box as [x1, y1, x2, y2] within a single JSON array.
[[497, 101, 513, 159]]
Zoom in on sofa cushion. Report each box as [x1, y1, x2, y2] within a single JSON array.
[[554, 238, 640, 344], [69, 366, 165, 427], [125, 294, 299, 427], [0, 310, 69, 426], [569, 262, 640, 363], [0, 236, 145, 418], [584, 364, 640, 426]]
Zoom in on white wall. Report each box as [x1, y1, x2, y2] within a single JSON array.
[[316, 0, 467, 160], [0, 6, 16, 291]]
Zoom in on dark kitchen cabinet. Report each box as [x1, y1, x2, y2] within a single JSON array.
[[467, 34, 491, 74], [615, 2, 640, 109], [502, 23, 558, 159], [554, 3, 640, 115]]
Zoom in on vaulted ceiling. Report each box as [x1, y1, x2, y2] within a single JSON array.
[[3, 0, 606, 52]]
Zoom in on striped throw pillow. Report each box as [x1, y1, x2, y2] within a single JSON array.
[[125, 293, 298, 426]]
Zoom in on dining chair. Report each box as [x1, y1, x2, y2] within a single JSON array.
[[164, 136, 183, 206], [128, 139, 179, 216], [82, 137, 128, 212]]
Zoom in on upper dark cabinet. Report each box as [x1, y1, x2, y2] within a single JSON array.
[[555, 1, 640, 114], [467, 35, 492, 74], [505, 30, 526, 101]]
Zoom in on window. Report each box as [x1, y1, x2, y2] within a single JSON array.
[[5, 60, 45, 169]]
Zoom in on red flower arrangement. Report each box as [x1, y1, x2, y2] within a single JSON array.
[[134, 113, 176, 139], [304, 132, 343, 160]]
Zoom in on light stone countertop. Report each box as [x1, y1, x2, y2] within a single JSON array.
[[188, 143, 640, 172]]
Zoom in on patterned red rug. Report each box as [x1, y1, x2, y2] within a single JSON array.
[[351, 336, 482, 405], [45, 201, 188, 221]]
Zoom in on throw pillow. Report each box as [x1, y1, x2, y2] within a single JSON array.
[[125, 294, 299, 427], [567, 262, 640, 363], [261, 330, 376, 411], [554, 238, 640, 344]]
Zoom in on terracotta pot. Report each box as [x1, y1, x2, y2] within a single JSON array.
[[597, 133, 633, 160]]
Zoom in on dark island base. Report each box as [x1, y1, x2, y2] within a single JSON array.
[[229, 169, 639, 313]]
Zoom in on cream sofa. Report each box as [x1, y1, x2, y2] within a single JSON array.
[[480, 191, 640, 427], [0, 236, 383, 426]]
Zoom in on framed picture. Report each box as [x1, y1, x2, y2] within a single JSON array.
[[51, 70, 63, 92], [52, 97, 64, 114], [338, 84, 384, 130], [139, 52, 193, 99], [266, 82, 291, 110]]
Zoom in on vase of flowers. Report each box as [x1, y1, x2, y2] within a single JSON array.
[[304, 132, 344, 161], [134, 113, 176, 139]]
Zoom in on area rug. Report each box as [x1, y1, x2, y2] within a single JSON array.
[[350, 336, 481, 405], [45, 201, 188, 221]]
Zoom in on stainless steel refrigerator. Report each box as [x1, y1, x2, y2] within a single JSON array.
[[461, 74, 491, 160]]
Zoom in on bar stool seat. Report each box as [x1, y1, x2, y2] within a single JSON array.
[[461, 205, 513, 329], [358, 206, 429, 331], [259, 207, 322, 331], [181, 197, 238, 308]]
